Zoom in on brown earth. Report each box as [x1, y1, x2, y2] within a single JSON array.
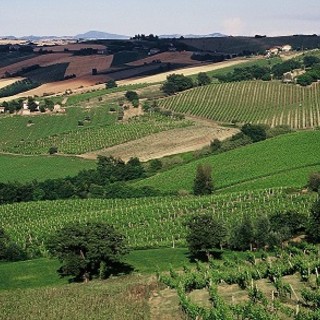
[[118, 57, 259, 86], [80, 118, 239, 162], [34, 43, 107, 52], [128, 51, 202, 67]]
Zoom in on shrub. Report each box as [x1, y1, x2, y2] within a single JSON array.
[[48, 146, 58, 154], [308, 172, 320, 192]]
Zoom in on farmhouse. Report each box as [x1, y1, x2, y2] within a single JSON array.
[[0, 106, 5, 113], [281, 44, 292, 52], [266, 47, 280, 57]]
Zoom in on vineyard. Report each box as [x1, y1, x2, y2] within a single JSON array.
[[0, 105, 191, 154], [159, 81, 320, 129], [0, 188, 316, 252], [134, 131, 320, 194], [159, 245, 320, 319]]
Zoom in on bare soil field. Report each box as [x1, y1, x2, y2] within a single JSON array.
[[34, 44, 107, 52], [64, 55, 114, 77], [128, 51, 202, 66], [0, 53, 72, 77], [0, 77, 24, 89], [80, 122, 238, 162], [118, 57, 256, 85]]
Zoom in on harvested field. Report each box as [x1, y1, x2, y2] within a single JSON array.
[[0, 75, 110, 102], [128, 51, 201, 66], [0, 53, 72, 77], [119, 58, 257, 85], [64, 55, 114, 77], [34, 43, 107, 52], [80, 122, 238, 162]]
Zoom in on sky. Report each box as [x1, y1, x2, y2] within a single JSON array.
[[1, 0, 319, 37]]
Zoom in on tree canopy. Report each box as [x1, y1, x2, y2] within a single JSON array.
[[162, 74, 194, 95], [46, 222, 129, 282], [186, 214, 228, 259]]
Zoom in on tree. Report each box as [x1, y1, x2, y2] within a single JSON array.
[[46, 222, 129, 282], [307, 199, 320, 243], [48, 146, 58, 154], [231, 214, 256, 251], [241, 123, 267, 142], [193, 164, 213, 195], [197, 72, 211, 86], [186, 214, 228, 259], [161, 74, 193, 95], [308, 172, 320, 192]]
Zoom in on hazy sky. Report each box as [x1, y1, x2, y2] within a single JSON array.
[[1, 0, 319, 37]]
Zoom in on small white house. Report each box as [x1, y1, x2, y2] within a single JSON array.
[[281, 44, 292, 52], [0, 106, 5, 113]]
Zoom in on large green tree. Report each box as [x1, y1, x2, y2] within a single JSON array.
[[46, 222, 129, 282], [186, 214, 228, 259]]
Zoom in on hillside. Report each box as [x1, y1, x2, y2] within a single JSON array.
[[0, 188, 315, 252], [159, 80, 320, 129], [134, 130, 320, 193], [0, 154, 95, 183]]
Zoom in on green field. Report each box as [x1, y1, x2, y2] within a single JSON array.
[[159, 80, 320, 129], [0, 188, 316, 252], [135, 131, 320, 194], [0, 154, 95, 183]]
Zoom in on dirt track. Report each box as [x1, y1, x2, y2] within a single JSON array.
[[0, 77, 24, 89]]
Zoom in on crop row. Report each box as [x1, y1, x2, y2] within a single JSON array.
[[0, 188, 316, 251], [2, 117, 192, 154], [159, 81, 320, 129]]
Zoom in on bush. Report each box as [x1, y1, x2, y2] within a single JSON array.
[[48, 146, 58, 154], [106, 79, 117, 89], [241, 123, 267, 142], [308, 172, 320, 192], [125, 91, 139, 102]]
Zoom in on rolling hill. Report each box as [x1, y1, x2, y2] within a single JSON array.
[[134, 130, 320, 193], [159, 81, 320, 129]]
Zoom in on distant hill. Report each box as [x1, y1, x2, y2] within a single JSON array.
[[159, 32, 227, 39], [75, 31, 130, 40]]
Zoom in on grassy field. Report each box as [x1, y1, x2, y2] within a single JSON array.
[[135, 130, 320, 193], [0, 188, 316, 252], [0, 274, 151, 320], [0, 154, 95, 183], [159, 80, 320, 129]]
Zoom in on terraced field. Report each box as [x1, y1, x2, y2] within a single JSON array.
[[0, 189, 316, 251], [159, 81, 320, 129], [134, 131, 320, 193]]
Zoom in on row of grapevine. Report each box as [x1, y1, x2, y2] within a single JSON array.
[[159, 81, 320, 129], [0, 188, 316, 251], [0, 115, 192, 155], [159, 245, 320, 319]]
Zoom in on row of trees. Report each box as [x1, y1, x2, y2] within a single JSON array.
[[162, 72, 211, 95], [186, 198, 320, 259], [0, 156, 159, 205]]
